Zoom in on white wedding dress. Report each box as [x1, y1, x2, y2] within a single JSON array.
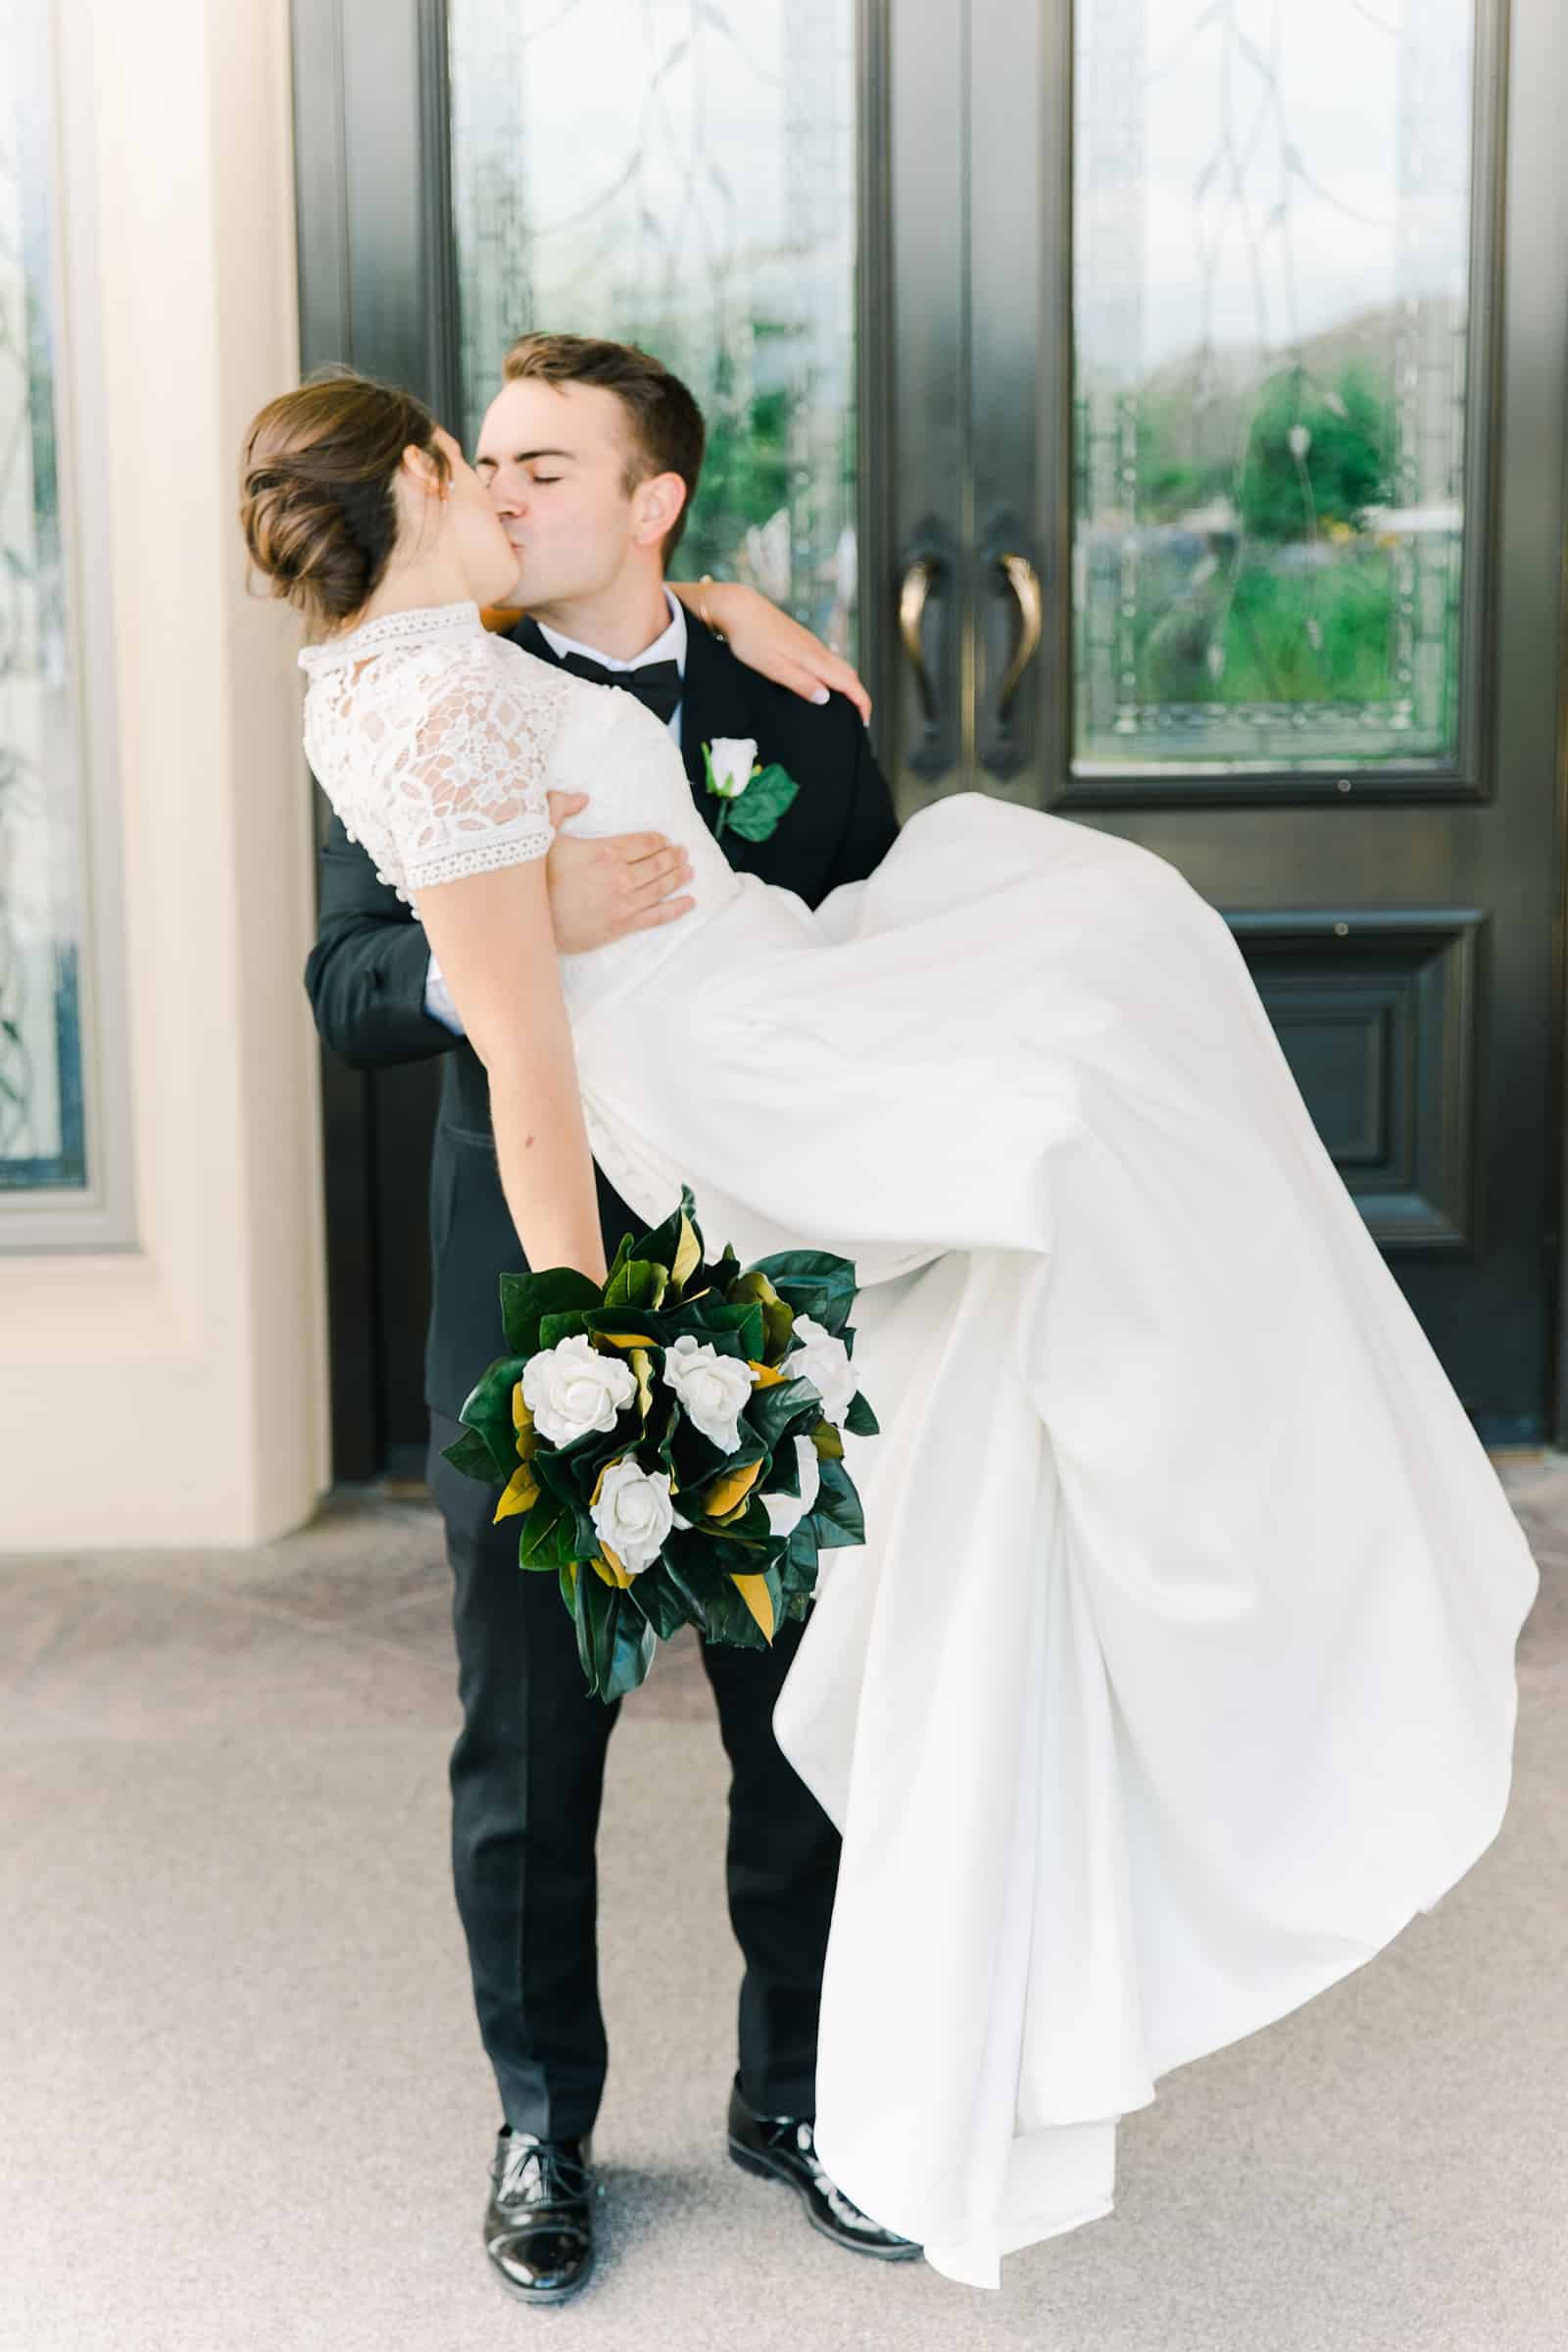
[[302, 602, 1537, 2287]]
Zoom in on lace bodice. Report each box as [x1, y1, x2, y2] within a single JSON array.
[[300, 601, 573, 902], [299, 598, 746, 1018]]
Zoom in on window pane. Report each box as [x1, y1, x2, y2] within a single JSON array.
[[448, 0, 859, 654], [0, 0, 85, 1194], [1073, 0, 1475, 775]]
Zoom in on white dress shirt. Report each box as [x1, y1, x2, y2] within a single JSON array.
[[422, 588, 689, 1033]]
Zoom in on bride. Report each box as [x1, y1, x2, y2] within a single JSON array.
[[243, 372, 1537, 2288]]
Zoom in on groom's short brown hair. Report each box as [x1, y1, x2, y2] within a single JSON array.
[[501, 332, 706, 564]]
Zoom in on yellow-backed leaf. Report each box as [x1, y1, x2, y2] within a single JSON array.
[[748, 1360, 784, 1389], [704, 1458, 762, 1518], [493, 1465, 541, 1523], [598, 1331, 657, 1350], [590, 1455, 623, 1507], [593, 1544, 633, 1590], [732, 1572, 775, 1643], [511, 1390, 539, 1461], [671, 1213, 702, 1294], [629, 1348, 656, 1421], [728, 1271, 780, 1308], [809, 1419, 845, 1461]]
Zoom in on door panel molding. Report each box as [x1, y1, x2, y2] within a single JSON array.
[[1228, 909, 1483, 1252]]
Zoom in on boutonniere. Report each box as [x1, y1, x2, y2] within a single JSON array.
[[702, 737, 800, 843]]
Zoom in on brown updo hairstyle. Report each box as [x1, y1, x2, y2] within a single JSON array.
[[239, 368, 451, 632]]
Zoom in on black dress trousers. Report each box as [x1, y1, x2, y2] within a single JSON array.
[[430, 1409, 842, 2142]]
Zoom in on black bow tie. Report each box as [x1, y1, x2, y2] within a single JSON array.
[[514, 618, 683, 725]]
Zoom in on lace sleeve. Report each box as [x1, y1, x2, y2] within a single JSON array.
[[389, 658, 563, 894]]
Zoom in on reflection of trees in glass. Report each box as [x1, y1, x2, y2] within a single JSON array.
[[1074, 0, 1471, 767], [1131, 354, 1404, 711], [450, 0, 858, 653]]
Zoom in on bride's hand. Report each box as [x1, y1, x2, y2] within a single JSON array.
[[670, 579, 872, 723]]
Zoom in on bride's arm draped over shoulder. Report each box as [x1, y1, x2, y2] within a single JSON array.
[[669, 579, 872, 722], [384, 665, 607, 1285]]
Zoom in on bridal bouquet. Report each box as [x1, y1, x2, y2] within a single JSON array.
[[443, 1191, 877, 1701]]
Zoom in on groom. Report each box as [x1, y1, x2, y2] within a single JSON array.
[[303, 334, 910, 2302]]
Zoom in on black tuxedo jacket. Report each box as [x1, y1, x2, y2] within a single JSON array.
[[304, 614, 900, 1416]]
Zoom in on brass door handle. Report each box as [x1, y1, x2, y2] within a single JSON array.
[[997, 551, 1042, 721], [899, 554, 941, 722]]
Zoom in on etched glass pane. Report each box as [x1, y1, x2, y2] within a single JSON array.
[[448, 0, 859, 654], [0, 0, 85, 1196], [1074, 0, 1474, 775]]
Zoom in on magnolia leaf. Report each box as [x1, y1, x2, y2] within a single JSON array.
[[458, 1356, 535, 1483], [747, 1250, 857, 1337], [746, 1375, 821, 1450], [631, 1189, 704, 1281], [500, 1267, 604, 1357], [441, 1426, 496, 1483], [600, 1597, 658, 1701], [762, 1300, 796, 1362], [670, 1212, 703, 1296], [629, 1563, 688, 1640], [721, 761, 799, 843], [727, 1270, 781, 1309], [703, 1458, 764, 1519], [593, 1544, 635, 1590], [731, 1571, 776, 1643], [748, 1359, 785, 1389], [812, 1456, 866, 1546], [605, 1256, 667, 1312], [808, 1418, 845, 1461], [843, 1391, 880, 1438], [519, 1498, 577, 1570], [560, 1560, 579, 1616], [538, 1310, 591, 1349], [628, 1347, 656, 1421], [493, 1465, 541, 1523]]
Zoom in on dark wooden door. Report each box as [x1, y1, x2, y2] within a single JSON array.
[[295, 0, 1565, 1470], [885, 0, 1567, 1443]]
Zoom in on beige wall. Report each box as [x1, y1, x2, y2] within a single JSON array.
[[0, 0, 327, 1546]]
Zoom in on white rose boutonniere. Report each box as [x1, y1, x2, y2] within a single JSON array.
[[591, 1456, 676, 1576], [788, 1314, 858, 1427], [702, 736, 801, 846], [521, 1332, 636, 1447], [662, 1332, 759, 1451]]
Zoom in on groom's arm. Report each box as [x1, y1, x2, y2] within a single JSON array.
[[306, 804, 700, 1068], [305, 813, 459, 1070]]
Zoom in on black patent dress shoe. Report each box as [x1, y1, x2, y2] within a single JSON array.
[[483, 2127, 597, 2304], [727, 2077, 921, 2260]]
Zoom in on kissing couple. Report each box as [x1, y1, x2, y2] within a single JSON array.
[[249, 331, 1534, 2296]]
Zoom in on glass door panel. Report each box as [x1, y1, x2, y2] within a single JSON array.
[[1072, 0, 1478, 783], [448, 0, 861, 654]]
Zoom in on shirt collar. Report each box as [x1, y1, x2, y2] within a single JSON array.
[[535, 585, 687, 678]]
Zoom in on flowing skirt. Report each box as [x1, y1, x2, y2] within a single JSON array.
[[572, 793, 1537, 2286]]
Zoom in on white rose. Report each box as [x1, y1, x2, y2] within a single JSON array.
[[707, 737, 759, 800], [763, 1435, 821, 1540], [521, 1333, 636, 1447], [662, 1333, 758, 1450], [788, 1315, 858, 1427], [591, 1457, 675, 1575]]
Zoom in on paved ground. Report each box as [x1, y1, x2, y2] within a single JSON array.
[[1, 1459, 1564, 2350]]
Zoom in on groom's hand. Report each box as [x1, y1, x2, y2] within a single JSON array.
[[545, 791, 696, 954]]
